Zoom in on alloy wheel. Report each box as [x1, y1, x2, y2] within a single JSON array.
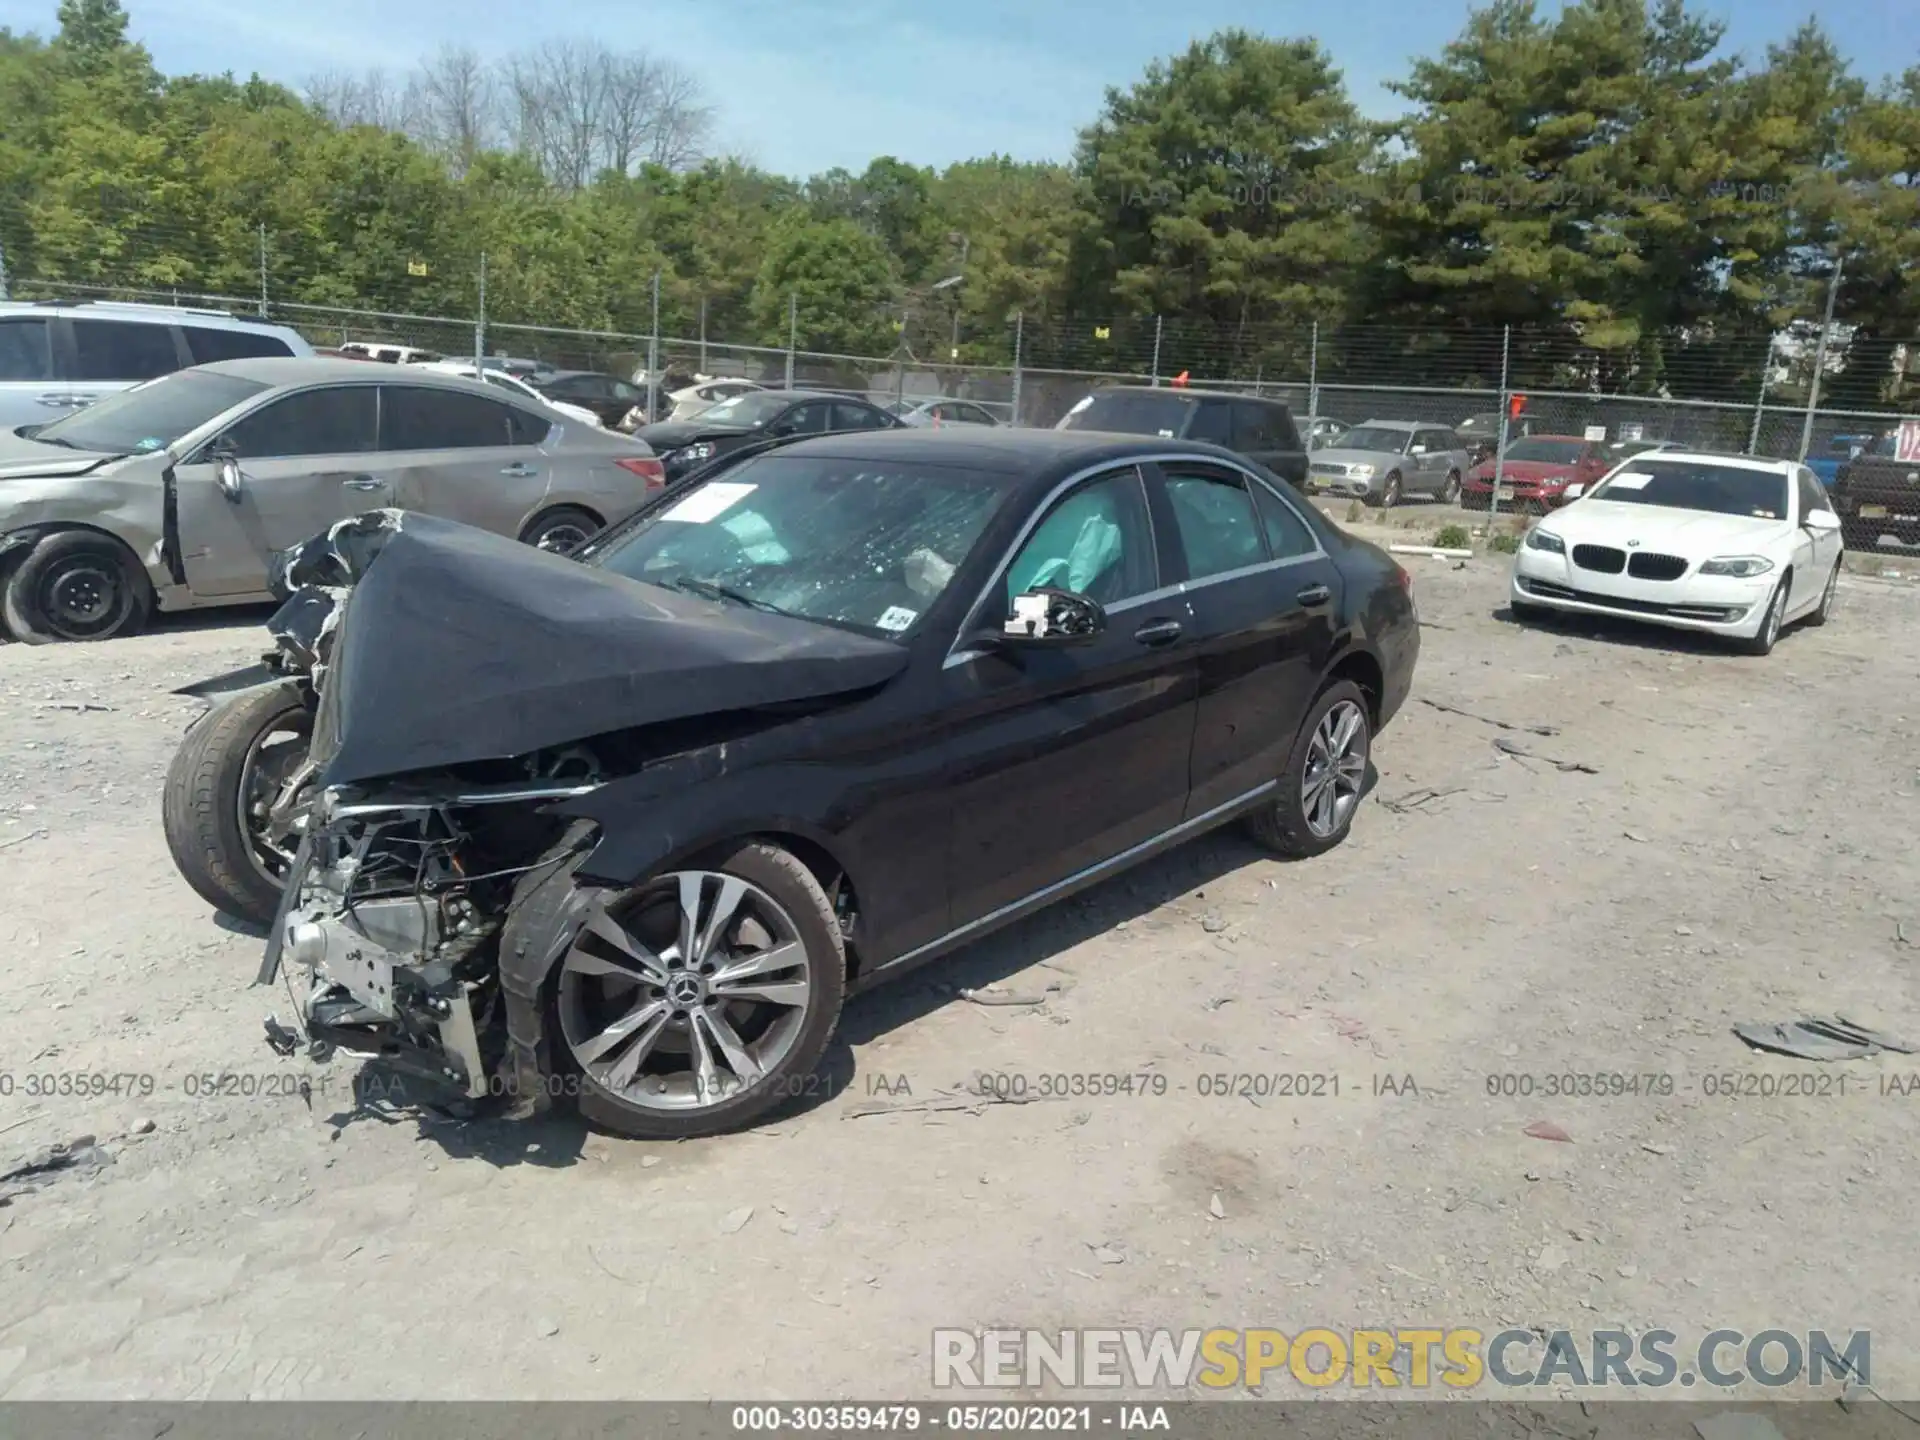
[[1302, 699, 1369, 839], [558, 871, 815, 1111], [236, 708, 315, 887], [534, 523, 592, 554], [1821, 564, 1839, 618]]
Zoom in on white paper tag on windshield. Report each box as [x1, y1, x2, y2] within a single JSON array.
[[662, 481, 755, 523], [876, 606, 917, 632], [1607, 472, 1653, 490]]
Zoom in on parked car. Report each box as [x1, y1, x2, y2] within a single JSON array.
[[659, 377, 765, 425], [1511, 452, 1843, 657], [0, 358, 665, 643], [1305, 420, 1469, 507], [1807, 432, 1880, 488], [887, 397, 1001, 428], [411, 360, 603, 430], [1456, 411, 1535, 465], [1305, 417, 1351, 450], [0, 300, 311, 433], [1461, 434, 1613, 512], [336, 342, 441, 364], [529, 369, 648, 428], [1830, 430, 1916, 547], [633, 388, 902, 485], [1055, 386, 1308, 489], [201, 426, 1417, 1138]]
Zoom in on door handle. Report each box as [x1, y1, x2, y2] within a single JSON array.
[[500, 462, 538, 477], [1297, 584, 1332, 606], [342, 475, 385, 491], [1133, 618, 1183, 646], [36, 393, 84, 407]]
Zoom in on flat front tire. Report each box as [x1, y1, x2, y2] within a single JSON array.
[[1244, 679, 1373, 859], [2, 530, 153, 644], [552, 841, 847, 1139]]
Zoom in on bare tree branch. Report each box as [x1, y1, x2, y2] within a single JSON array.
[[408, 44, 497, 175]]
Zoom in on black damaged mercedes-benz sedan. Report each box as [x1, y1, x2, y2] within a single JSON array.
[[242, 427, 1419, 1138]]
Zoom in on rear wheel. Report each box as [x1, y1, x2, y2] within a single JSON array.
[[1244, 680, 1372, 859], [2, 530, 153, 644], [520, 505, 603, 555], [1440, 470, 1462, 505], [553, 841, 846, 1139], [162, 680, 315, 925]]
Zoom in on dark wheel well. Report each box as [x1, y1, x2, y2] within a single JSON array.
[[1325, 649, 1384, 726], [748, 831, 865, 980], [521, 502, 606, 535]]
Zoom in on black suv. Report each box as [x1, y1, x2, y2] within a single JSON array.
[[1055, 386, 1308, 488]]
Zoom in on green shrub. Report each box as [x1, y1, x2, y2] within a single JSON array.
[[1433, 524, 1471, 549], [1489, 532, 1521, 554]]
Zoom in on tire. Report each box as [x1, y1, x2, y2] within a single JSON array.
[[1379, 471, 1403, 509], [520, 505, 603, 556], [1441, 470, 1462, 505], [1244, 679, 1373, 860], [1739, 578, 1788, 657], [552, 840, 847, 1139], [1, 530, 153, 644], [162, 680, 315, 925], [1805, 561, 1840, 627]]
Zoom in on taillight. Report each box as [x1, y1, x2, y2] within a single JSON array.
[[616, 456, 667, 489]]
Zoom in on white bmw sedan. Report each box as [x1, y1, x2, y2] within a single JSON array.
[[1509, 452, 1845, 656]]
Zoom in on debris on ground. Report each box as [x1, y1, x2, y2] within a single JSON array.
[[720, 1206, 756, 1234], [1381, 787, 1466, 814], [1523, 1120, 1573, 1143], [1418, 696, 1559, 736], [958, 984, 1050, 1007], [1492, 737, 1600, 773], [0, 1135, 114, 1204], [1732, 1016, 1916, 1061]]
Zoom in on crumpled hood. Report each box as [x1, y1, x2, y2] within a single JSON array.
[[310, 511, 908, 787], [636, 419, 755, 450], [0, 428, 122, 480]]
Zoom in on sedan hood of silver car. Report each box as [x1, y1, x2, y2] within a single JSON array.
[[302, 510, 909, 788], [0, 428, 124, 479], [1312, 446, 1402, 470]]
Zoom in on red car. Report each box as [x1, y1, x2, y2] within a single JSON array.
[[1460, 435, 1612, 511]]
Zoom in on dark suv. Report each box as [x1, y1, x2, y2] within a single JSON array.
[[1056, 386, 1307, 488]]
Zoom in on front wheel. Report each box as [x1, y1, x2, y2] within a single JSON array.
[[1441, 470, 1462, 505], [551, 841, 846, 1139], [1739, 579, 1788, 656], [1244, 680, 1373, 859], [2, 530, 153, 644], [1805, 561, 1840, 627], [1379, 471, 1403, 508], [162, 680, 315, 925]]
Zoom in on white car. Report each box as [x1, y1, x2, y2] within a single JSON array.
[[410, 360, 603, 429], [1509, 451, 1845, 656], [666, 377, 764, 423]]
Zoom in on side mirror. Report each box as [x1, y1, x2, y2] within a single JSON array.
[[1563, 482, 1586, 500], [217, 456, 245, 503], [1805, 508, 1841, 532], [1002, 587, 1105, 645]]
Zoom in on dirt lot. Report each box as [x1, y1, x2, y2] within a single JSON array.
[[1, 536, 1918, 1402]]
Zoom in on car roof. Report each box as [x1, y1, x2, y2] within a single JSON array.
[[741, 426, 1260, 490], [1356, 419, 1422, 431], [0, 299, 295, 333], [1097, 384, 1288, 406], [536, 369, 614, 382], [193, 356, 506, 392], [1626, 450, 1792, 474]]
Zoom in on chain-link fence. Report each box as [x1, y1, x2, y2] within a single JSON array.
[[3, 229, 1912, 461]]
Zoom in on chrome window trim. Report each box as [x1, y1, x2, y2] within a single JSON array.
[[943, 453, 1328, 668], [884, 779, 1279, 969]]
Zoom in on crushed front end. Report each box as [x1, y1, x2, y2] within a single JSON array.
[[260, 773, 599, 1107]]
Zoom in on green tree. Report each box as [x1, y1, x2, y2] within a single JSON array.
[[749, 215, 896, 358]]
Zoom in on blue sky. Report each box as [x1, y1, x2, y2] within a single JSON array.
[[2, 0, 1910, 177]]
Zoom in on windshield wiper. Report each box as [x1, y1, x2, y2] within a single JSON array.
[[663, 576, 794, 617]]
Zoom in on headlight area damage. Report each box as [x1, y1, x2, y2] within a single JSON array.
[[251, 510, 908, 1125]]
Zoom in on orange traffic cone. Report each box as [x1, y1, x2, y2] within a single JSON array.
[[1172, 370, 1190, 387]]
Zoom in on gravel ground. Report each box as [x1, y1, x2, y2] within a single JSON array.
[[0, 540, 1917, 1402]]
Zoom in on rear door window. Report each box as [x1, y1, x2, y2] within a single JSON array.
[[1162, 468, 1269, 580], [831, 401, 888, 430], [0, 316, 53, 381], [68, 318, 182, 381], [1231, 401, 1278, 451], [184, 326, 295, 363], [1251, 480, 1317, 560], [1184, 402, 1234, 446], [223, 386, 379, 458], [381, 385, 524, 449]]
